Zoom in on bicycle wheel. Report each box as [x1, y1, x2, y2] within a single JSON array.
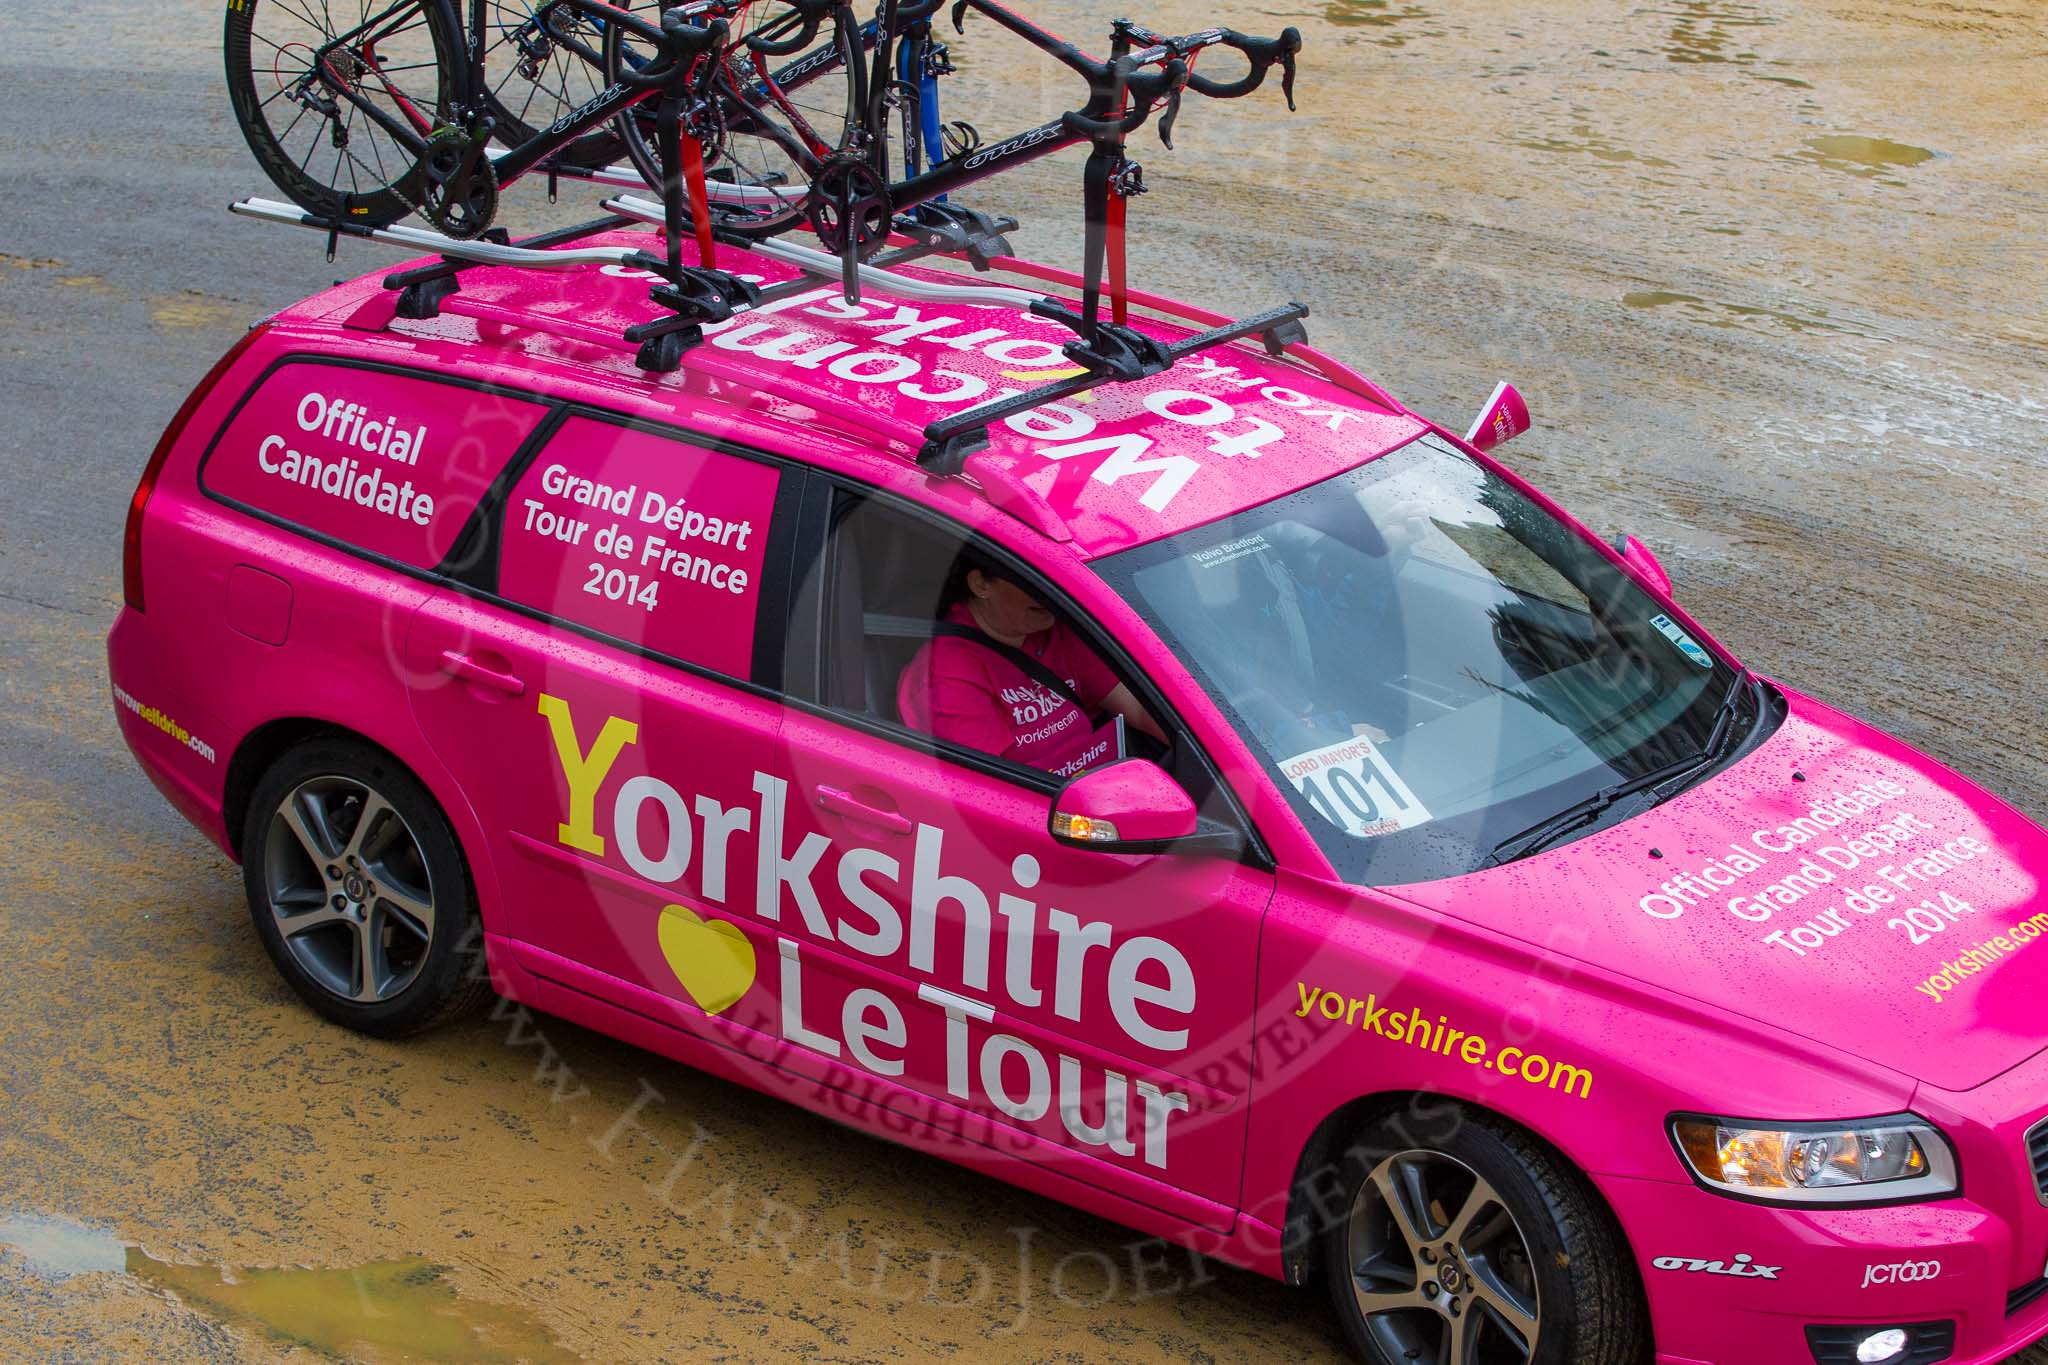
[[475, 0, 625, 167], [606, 1, 864, 239], [225, 0, 462, 226]]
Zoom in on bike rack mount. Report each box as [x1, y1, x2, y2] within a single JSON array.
[[915, 300, 1309, 475]]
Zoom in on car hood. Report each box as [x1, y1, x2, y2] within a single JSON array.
[[1391, 684, 2048, 1092]]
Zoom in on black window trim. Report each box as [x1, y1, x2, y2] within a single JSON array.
[[780, 470, 1274, 872], [193, 352, 806, 701], [195, 352, 559, 586]]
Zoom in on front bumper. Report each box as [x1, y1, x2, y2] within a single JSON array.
[[1612, 1044, 2048, 1365], [1613, 1171, 2048, 1364]]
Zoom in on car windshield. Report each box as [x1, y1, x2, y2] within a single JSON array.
[[1094, 434, 1749, 886]]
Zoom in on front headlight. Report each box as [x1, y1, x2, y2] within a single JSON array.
[[1670, 1114, 1959, 1205]]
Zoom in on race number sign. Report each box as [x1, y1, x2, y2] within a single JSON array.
[[1280, 735, 1431, 839]]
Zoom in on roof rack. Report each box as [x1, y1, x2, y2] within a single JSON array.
[[232, 193, 1034, 368], [598, 192, 1318, 472], [232, 196, 762, 371], [235, 193, 1377, 500], [915, 298, 1308, 475], [603, 197, 1314, 476], [600, 195, 1038, 308]]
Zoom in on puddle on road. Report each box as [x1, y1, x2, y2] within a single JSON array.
[[1312, 0, 1441, 46], [0, 1211, 127, 1279], [1, 252, 241, 327], [1792, 134, 1937, 183], [1658, 0, 1777, 65], [0, 1210, 578, 1363], [1514, 123, 1674, 167], [1621, 289, 1871, 338]]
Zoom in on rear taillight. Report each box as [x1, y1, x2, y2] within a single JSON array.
[[124, 323, 270, 612]]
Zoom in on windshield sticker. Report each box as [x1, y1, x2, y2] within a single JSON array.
[[1651, 614, 1715, 669], [1192, 533, 1272, 568], [1279, 736, 1431, 839]]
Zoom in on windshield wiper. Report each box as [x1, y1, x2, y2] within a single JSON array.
[[1484, 671, 1754, 867]]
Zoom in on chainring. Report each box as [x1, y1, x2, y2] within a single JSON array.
[[807, 155, 892, 257], [420, 134, 499, 240]]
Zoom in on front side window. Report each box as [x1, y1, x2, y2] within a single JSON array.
[[495, 414, 781, 678], [813, 493, 1166, 781], [1095, 434, 1752, 885]]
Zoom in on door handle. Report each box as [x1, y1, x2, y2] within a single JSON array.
[[440, 650, 526, 696], [813, 785, 913, 836]]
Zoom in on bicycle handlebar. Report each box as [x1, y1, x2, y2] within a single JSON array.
[[948, 0, 1299, 152], [1184, 27, 1299, 106], [891, 0, 949, 27], [1111, 21, 1298, 103], [743, 0, 837, 56], [615, 9, 730, 89], [1057, 57, 1188, 141], [1057, 21, 1300, 149]]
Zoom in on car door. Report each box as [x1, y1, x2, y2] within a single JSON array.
[[758, 481, 1275, 1229], [405, 408, 801, 1012]]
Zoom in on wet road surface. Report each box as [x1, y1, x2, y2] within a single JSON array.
[[1, 0, 2043, 1359]]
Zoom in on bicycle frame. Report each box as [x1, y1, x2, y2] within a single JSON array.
[[310, 0, 878, 200], [740, 0, 1183, 222]]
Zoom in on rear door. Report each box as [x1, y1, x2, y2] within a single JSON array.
[[405, 409, 801, 1009]]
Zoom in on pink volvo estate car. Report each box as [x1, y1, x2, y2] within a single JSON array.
[[110, 230, 2048, 1365]]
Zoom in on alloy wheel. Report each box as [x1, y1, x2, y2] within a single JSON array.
[[1345, 1149, 1541, 1365], [261, 775, 437, 1004]]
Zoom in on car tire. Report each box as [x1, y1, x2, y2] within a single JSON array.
[[241, 737, 492, 1038], [1321, 1108, 1647, 1365]]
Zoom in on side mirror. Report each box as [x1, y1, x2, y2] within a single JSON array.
[[1463, 381, 1531, 452], [1049, 759, 1198, 852], [1614, 534, 1673, 597]]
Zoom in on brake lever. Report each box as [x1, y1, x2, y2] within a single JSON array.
[[1280, 45, 1297, 110], [951, 0, 969, 34], [1157, 85, 1183, 148]]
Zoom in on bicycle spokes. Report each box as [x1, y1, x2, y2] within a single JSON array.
[[227, 0, 455, 221], [478, 0, 617, 157]]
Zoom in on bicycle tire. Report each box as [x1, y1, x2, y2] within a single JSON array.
[[225, 0, 463, 226], [473, 0, 626, 168], [606, 2, 862, 240]]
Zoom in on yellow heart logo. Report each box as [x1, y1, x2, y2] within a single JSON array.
[[655, 904, 756, 1015]]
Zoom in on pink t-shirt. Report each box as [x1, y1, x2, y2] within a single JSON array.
[[898, 603, 1121, 775]]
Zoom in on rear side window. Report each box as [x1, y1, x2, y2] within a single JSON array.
[[496, 414, 780, 679], [203, 360, 547, 570]]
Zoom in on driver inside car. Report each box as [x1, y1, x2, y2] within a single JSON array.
[[897, 554, 1166, 777]]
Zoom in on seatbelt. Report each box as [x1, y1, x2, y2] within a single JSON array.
[[927, 622, 1088, 713]]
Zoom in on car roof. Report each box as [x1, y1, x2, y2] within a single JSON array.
[[274, 227, 1429, 560]]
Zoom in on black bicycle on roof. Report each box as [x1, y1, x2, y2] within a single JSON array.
[[227, 0, 1302, 398], [600, 0, 1300, 307], [225, 0, 872, 239], [228, 0, 1295, 252]]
